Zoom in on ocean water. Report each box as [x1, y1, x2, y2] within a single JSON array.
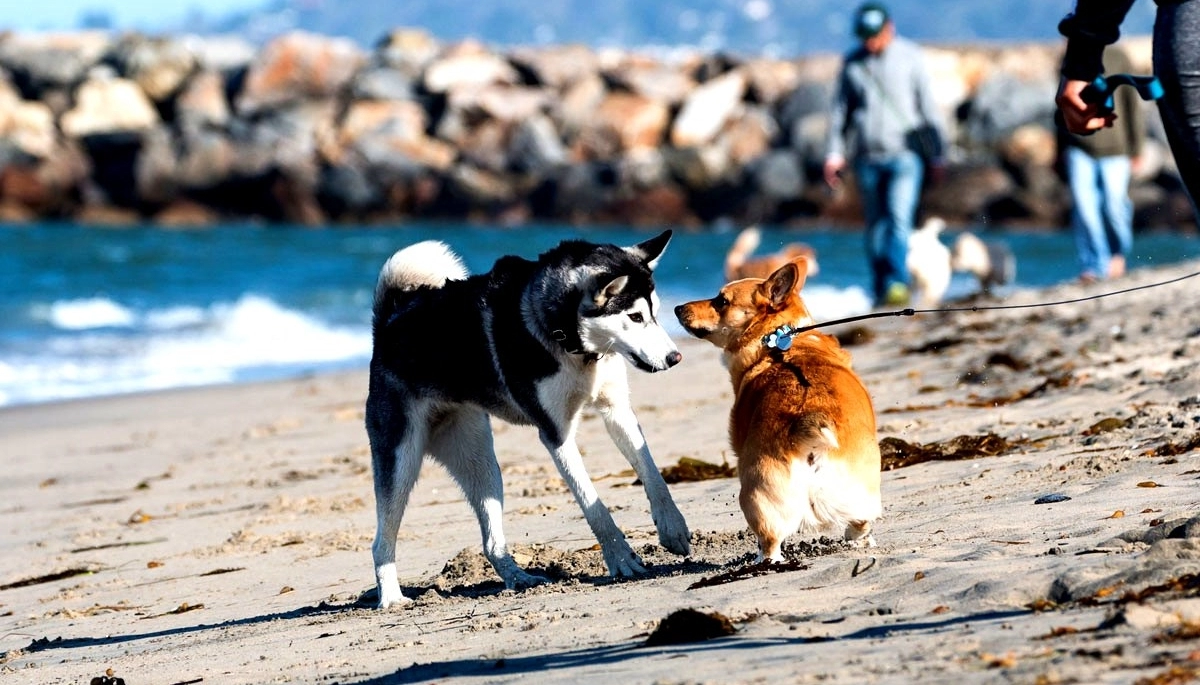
[[0, 221, 1195, 408]]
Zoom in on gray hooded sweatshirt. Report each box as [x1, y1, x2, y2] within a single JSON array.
[[826, 35, 946, 164]]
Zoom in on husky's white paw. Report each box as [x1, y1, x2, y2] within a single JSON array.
[[502, 568, 550, 591], [602, 540, 647, 578], [375, 564, 410, 609], [377, 584, 411, 610], [656, 510, 692, 556]]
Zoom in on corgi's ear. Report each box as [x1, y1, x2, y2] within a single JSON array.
[[787, 256, 811, 291], [626, 230, 672, 271], [763, 262, 799, 308]]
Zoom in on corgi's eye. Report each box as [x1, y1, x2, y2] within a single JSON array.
[[628, 312, 644, 323], [711, 295, 728, 310]]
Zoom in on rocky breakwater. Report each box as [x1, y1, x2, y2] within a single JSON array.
[[0, 29, 1190, 228]]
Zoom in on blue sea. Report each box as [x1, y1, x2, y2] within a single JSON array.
[[0, 221, 1195, 408]]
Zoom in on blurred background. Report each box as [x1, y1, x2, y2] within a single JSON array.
[[0, 0, 1192, 407]]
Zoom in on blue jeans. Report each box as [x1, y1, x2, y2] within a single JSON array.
[[1065, 147, 1133, 280], [855, 150, 923, 305]]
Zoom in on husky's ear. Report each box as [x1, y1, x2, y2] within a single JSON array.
[[594, 275, 629, 307], [762, 262, 799, 309], [626, 229, 672, 271]]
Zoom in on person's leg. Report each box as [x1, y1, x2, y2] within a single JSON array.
[[881, 150, 923, 303], [855, 160, 889, 304], [1096, 154, 1134, 278], [1154, 2, 1200, 213], [1066, 146, 1108, 281]]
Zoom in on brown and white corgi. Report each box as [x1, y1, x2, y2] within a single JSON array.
[[674, 258, 881, 562]]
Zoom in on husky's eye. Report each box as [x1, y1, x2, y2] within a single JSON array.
[[628, 312, 644, 323], [711, 295, 728, 310]]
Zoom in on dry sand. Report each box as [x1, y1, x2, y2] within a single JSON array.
[[3, 260, 1200, 684]]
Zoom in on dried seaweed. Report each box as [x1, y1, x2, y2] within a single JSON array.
[[1149, 433, 1200, 457], [0, 566, 97, 591], [880, 433, 1017, 471], [643, 608, 736, 646], [686, 559, 810, 589], [660, 457, 736, 483]]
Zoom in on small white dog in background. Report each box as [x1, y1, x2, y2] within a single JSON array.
[[906, 217, 952, 308], [951, 231, 1016, 295]]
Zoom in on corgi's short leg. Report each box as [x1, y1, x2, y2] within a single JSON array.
[[739, 462, 797, 564], [844, 520, 876, 548]]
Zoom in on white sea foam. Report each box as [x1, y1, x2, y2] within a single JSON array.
[[44, 297, 136, 330], [0, 295, 371, 407]]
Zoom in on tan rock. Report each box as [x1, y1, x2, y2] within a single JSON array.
[[424, 53, 520, 94], [118, 36, 198, 102], [237, 32, 366, 114], [605, 63, 696, 105], [998, 123, 1056, 168], [671, 69, 747, 148], [0, 100, 57, 158], [61, 76, 160, 138], [591, 92, 670, 153], [339, 100, 427, 146], [376, 28, 440, 75], [450, 85, 553, 123], [176, 71, 231, 130], [509, 44, 600, 89], [742, 58, 803, 106], [154, 200, 221, 228], [721, 105, 777, 166]]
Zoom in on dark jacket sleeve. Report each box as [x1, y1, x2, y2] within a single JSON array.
[[1058, 0, 1139, 80]]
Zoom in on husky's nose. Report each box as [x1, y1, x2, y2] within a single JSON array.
[[666, 350, 682, 368]]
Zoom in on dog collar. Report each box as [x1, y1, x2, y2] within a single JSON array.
[[762, 324, 796, 351], [551, 329, 602, 363]]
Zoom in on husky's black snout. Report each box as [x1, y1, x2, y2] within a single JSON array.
[[666, 350, 682, 368]]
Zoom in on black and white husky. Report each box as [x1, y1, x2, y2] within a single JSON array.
[[366, 230, 690, 608]]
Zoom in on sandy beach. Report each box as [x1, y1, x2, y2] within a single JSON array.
[[3, 259, 1200, 685]]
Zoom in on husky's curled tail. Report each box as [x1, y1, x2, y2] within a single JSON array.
[[374, 241, 468, 312]]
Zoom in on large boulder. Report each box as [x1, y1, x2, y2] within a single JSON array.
[[604, 59, 696, 105], [60, 70, 160, 138], [509, 44, 600, 90], [175, 70, 231, 132], [0, 31, 111, 96], [423, 42, 519, 94], [584, 92, 671, 155], [109, 35, 197, 102], [671, 69, 747, 148], [374, 28, 440, 77], [236, 32, 366, 114]]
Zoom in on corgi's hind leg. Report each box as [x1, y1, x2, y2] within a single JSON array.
[[428, 408, 547, 590], [844, 520, 877, 548], [738, 460, 800, 564]]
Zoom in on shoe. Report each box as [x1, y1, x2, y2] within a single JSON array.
[[883, 282, 910, 306]]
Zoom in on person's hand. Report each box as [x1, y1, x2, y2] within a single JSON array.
[[823, 156, 846, 189], [1055, 77, 1116, 134]]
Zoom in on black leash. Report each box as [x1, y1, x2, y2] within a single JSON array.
[[788, 267, 1200, 336]]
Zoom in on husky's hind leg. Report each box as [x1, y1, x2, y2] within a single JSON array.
[[429, 408, 547, 590], [594, 366, 690, 556], [368, 399, 429, 609]]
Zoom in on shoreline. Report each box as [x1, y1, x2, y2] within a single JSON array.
[[4, 258, 1200, 683]]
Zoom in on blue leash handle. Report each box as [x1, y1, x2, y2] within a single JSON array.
[[1081, 73, 1164, 113]]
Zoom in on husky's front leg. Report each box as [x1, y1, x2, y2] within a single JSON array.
[[594, 381, 691, 557], [540, 424, 646, 578]]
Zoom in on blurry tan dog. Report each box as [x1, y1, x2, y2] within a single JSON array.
[[674, 258, 881, 562], [724, 226, 819, 282]]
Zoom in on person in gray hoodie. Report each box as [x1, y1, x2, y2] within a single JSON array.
[[824, 2, 947, 307]]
